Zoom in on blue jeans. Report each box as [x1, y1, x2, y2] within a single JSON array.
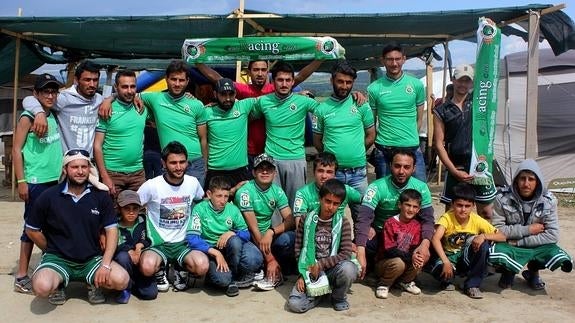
[[271, 231, 296, 275], [372, 144, 427, 182], [185, 157, 206, 188], [114, 251, 157, 300], [287, 260, 358, 313], [207, 236, 263, 288], [335, 166, 367, 222], [143, 150, 162, 180]]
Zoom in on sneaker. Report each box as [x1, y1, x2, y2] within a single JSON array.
[[399, 281, 421, 295], [253, 269, 264, 282], [225, 283, 240, 297], [88, 286, 106, 304], [155, 270, 170, 292], [172, 271, 189, 292], [48, 287, 66, 305], [14, 275, 33, 294], [253, 277, 282, 291], [465, 287, 483, 299], [234, 273, 255, 289], [115, 289, 131, 304], [440, 281, 455, 291], [332, 299, 350, 311], [375, 285, 389, 299]]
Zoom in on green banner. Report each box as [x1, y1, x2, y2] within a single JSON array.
[[470, 17, 501, 186], [182, 36, 345, 63]]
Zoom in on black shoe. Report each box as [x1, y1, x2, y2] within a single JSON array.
[[561, 260, 573, 273], [225, 283, 239, 297]]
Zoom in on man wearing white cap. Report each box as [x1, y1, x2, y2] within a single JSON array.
[[25, 149, 129, 305], [433, 64, 496, 219]]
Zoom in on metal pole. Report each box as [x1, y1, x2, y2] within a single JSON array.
[[525, 10, 540, 159]]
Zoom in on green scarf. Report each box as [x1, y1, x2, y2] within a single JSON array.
[[298, 208, 343, 297], [470, 17, 501, 186]]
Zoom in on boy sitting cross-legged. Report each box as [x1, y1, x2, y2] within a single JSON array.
[[195, 176, 264, 297]]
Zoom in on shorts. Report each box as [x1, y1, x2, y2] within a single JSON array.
[[440, 167, 496, 204], [146, 241, 193, 267], [33, 253, 103, 286]]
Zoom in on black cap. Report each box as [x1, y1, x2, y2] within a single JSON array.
[[253, 153, 275, 169], [34, 73, 62, 90], [215, 78, 236, 93]]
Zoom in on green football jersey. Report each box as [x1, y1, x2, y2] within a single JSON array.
[[234, 180, 289, 234], [193, 199, 248, 247]]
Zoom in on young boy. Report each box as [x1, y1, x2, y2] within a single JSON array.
[[195, 176, 263, 297], [287, 179, 358, 313], [374, 189, 423, 299], [12, 73, 63, 294], [429, 183, 506, 299], [113, 190, 156, 303]]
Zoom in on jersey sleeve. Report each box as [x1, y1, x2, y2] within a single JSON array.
[[230, 204, 248, 230], [420, 184, 433, 209], [345, 185, 362, 205], [193, 101, 207, 125], [360, 102, 375, 128], [95, 116, 109, 133], [235, 188, 254, 212], [415, 80, 426, 107], [276, 187, 289, 210], [312, 108, 324, 134], [137, 180, 153, 206], [361, 182, 380, 210], [292, 189, 308, 217], [367, 84, 378, 111]]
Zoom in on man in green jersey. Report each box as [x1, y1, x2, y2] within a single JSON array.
[[355, 149, 434, 279], [234, 153, 295, 290], [368, 43, 427, 182], [94, 70, 147, 197], [313, 61, 375, 220], [204, 78, 256, 190], [293, 152, 361, 230]]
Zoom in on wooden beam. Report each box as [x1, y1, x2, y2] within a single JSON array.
[[525, 10, 540, 159]]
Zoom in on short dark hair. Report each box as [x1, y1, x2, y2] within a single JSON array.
[[331, 60, 357, 80], [319, 178, 346, 201], [208, 176, 231, 192], [166, 60, 190, 78], [75, 60, 101, 79], [115, 69, 136, 85], [392, 148, 416, 165], [398, 189, 422, 205], [247, 60, 268, 70], [452, 182, 476, 203], [381, 42, 405, 57], [161, 141, 188, 162], [271, 61, 295, 80], [313, 152, 338, 172]]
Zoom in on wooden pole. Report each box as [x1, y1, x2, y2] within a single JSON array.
[[425, 62, 434, 183], [235, 0, 245, 82], [525, 10, 540, 159], [10, 8, 23, 200]]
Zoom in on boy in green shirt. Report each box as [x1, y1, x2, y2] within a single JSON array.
[[195, 177, 263, 297]]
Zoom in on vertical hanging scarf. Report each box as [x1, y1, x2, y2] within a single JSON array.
[[297, 208, 343, 297], [470, 17, 501, 185]]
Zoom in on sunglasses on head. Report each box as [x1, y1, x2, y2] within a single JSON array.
[[65, 149, 90, 158]]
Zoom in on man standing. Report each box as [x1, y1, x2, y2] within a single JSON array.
[[137, 141, 209, 292], [203, 78, 257, 189], [94, 70, 148, 196], [368, 43, 427, 181], [23, 60, 103, 154], [196, 60, 322, 168], [25, 150, 129, 305], [355, 149, 434, 278], [313, 61, 375, 218], [491, 159, 572, 290], [433, 64, 496, 219]]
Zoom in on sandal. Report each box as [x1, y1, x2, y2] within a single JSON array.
[[522, 270, 546, 290], [497, 272, 515, 289]]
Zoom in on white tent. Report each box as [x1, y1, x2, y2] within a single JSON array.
[[494, 48, 575, 192]]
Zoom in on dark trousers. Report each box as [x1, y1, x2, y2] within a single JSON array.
[[114, 251, 158, 300]]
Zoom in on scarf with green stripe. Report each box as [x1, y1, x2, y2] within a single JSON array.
[[298, 208, 343, 296]]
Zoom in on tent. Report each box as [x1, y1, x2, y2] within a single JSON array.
[[494, 48, 575, 192]]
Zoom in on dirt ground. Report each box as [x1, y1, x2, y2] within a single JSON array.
[[0, 184, 574, 323]]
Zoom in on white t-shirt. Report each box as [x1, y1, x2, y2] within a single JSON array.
[[138, 175, 204, 246]]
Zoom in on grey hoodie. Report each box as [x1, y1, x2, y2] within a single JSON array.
[[23, 85, 103, 155], [492, 159, 559, 247]]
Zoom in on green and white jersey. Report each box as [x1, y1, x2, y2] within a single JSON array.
[[141, 92, 206, 160], [234, 180, 289, 234], [254, 93, 319, 160], [361, 175, 432, 230], [367, 73, 425, 147], [138, 175, 205, 246], [193, 200, 248, 247], [293, 181, 362, 217], [20, 111, 62, 184], [96, 100, 147, 172], [313, 95, 374, 168], [204, 98, 256, 170]]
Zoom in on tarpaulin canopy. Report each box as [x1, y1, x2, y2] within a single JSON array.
[[0, 4, 574, 84]]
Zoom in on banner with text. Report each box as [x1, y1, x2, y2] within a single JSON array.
[[182, 37, 345, 63], [469, 17, 501, 186]]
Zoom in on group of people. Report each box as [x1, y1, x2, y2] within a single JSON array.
[[12, 42, 572, 313]]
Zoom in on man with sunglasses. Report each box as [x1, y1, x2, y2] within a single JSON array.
[[25, 149, 129, 305]]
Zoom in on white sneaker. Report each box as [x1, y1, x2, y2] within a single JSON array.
[[399, 281, 421, 295], [155, 270, 170, 292], [253, 269, 264, 282], [253, 277, 282, 291], [375, 285, 389, 299]]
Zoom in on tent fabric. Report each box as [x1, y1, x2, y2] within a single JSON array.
[[494, 48, 575, 192], [1, 4, 574, 84]]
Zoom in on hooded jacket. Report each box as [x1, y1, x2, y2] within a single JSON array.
[[492, 159, 559, 247]]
